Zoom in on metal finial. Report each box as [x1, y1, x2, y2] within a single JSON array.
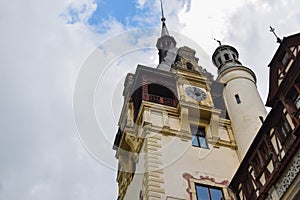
[[160, 0, 166, 24], [213, 38, 222, 46], [269, 26, 282, 43]]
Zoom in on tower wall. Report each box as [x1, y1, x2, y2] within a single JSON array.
[[217, 66, 267, 160], [161, 136, 240, 200], [122, 104, 240, 200]]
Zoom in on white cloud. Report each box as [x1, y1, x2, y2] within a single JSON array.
[[179, 0, 300, 102], [136, 0, 149, 9], [61, 0, 97, 23], [0, 0, 117, 199], [1, 0, 300, 199]]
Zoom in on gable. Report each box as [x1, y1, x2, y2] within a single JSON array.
[[267, 33, 300, 107]]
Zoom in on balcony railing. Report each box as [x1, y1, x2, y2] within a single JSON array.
[[147, 94, 178, 107]]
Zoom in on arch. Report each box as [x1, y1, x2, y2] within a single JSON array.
[[186, 62, 193, 70], [148, 83, 174, 99], [147, 83, 178, 107]]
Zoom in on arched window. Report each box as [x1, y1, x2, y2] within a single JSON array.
[[224, 53, 230, 61], [148, 84, 174, 98], [186, 62, 193, 70], [147, 83, 177, 107]]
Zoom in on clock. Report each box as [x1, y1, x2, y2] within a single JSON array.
[[185, 86, 207, 101]]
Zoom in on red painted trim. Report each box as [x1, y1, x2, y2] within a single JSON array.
[[183, 172, 231, 200]]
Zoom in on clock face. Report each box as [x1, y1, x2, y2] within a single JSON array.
[[185, 86, 207, 101]]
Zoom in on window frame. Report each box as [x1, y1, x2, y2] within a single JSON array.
[[190, 125, 209, 149], [195, 183, 225, 200], [235, 94, 241, 104]]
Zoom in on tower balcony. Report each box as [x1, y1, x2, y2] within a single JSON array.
[[147, 94, 178, 107]]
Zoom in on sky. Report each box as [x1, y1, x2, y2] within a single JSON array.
[[1, 0, 300, 199]]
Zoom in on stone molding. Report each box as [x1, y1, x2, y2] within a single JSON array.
[[143, 132, 165, 200]]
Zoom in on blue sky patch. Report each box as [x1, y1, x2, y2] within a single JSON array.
[[63, 0, 190, 34], [88, 0, 136, 26], [88, 0, 158, 29]]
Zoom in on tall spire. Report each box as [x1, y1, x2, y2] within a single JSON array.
[[156, 0, 177, 71], [160, 0, 169, 36]]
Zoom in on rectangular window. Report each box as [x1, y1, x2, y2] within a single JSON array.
[[276, 115, 292, 144], [281, 52, 290, 65], [191, 125, 208, 148], [294, 94, 300, 109], [259, 116, 264, 123], [286, 87, 300, 116], [195, 184, 224, 200], [235, 94, 241, 104]]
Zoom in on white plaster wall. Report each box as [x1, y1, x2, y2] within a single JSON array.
[[219, 127, 230, 141], [218, 67, 267, 160], [160, 135, 240, 199]]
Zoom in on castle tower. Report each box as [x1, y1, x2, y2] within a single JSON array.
[[111, 2, 274, 199], [113, 49, 241, 200], [112, 9, 244, 199], [212, 45, 267, 160]]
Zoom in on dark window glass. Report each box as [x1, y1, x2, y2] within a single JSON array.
[[195, 184, 224, 200], [280, 118, 291, 136], [294, 95, 300, 109], [224, 53, 229, 60], [187, 62, 193, 70], [259, 116, 264, 123], [282, 52, 290, 65], [286, 86, 300, 112], [235, 94, 241, 104], [218, 57, 222, 65], [276, 116, 292, 144], [148, 84, 174, 98], [191, 125, 208, 148]]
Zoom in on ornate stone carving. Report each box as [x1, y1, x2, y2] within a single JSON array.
[[117, 171, 133, 200], [125, 133, 140, 152], [276, 151, 300, 197]]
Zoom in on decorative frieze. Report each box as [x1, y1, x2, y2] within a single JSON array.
[[276, 150, 300, 198]]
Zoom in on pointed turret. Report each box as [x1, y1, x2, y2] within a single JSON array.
[[156, 0, 177, 71]]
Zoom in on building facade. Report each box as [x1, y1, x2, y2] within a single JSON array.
[[229, 33, 300, 200], [112, 17, 300, 200]]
